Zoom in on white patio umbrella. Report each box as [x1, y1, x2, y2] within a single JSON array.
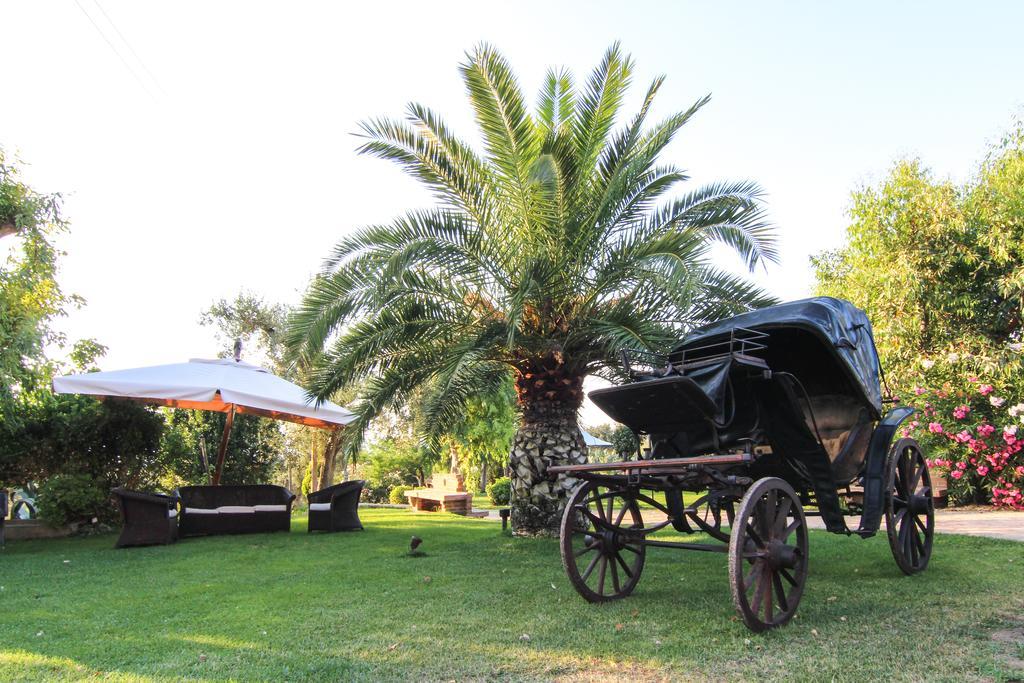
[[581, 429, 614, 449], [53, 356, 356, 485]]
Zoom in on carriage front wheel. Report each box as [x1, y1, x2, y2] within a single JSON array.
[[885, 438, 934, 575], [560, 481, 646, 602], [729, 477, 809, 632]]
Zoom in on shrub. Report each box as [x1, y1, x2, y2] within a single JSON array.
[[389, 485, 409, 505], [487, 476, 511, 505], [36, 474, 109, 527], [301, 469, 312, 499], [902, 345, 1024, 508]]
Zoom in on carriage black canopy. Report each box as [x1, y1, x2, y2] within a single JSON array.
[[675, 296, 884, 417]]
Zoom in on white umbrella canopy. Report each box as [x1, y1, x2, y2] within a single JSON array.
[[581, 429, 613, 448], [53, 358, 356, 485]]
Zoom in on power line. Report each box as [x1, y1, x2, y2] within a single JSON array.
[[89, 0, 165, 96], [72, 0, 157, 101]]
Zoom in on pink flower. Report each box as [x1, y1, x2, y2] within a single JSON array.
[[990, 396, 1006, 408], [950, 470, 963, 480], [969, 376, 980, 383], [977, 465, 989, 476], [1015, 466, 1024, 476], [979, 384, 994, 395], [955, 430, 972, 443], [978, 424, 996, 438], [956, 461, 968, 470], [953, 405, 971, 419], [928, 422, 944, 434], [914, 386, 926, 396]]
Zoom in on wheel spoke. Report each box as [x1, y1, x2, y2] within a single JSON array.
[[621, 543, 642, 556], [762, 567, 774, 622], [772, 572, 789, 612], [606, 491, 615, 524], [580, 552, 601, 582], [609, 555, 621, 593], [783, 518, 801, 540], [597, 555, 608, 595], [750, 564, 766, 610], [774, 497, 793, 537], [909, 458, 924, 492], [574, 541, 600, 558], [779, 567, 798, 587], [593, 492, 607, 521], [744, 558, 763, 589], [745, 523, 765, 548], [613, 501, 629, 528], [614, 550, 633, 579], [582, 508, 611, 531], [913, 530, 926, 558], [914, 514, 928, 534]]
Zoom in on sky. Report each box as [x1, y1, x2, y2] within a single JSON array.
[[3, 1, 1023, 425]]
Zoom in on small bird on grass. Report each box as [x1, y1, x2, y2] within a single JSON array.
[[407, 535, 425, 557]]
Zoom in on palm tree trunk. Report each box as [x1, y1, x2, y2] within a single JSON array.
[[509, 364, 587, 536]]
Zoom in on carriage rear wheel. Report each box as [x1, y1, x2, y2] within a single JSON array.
[[560, 481, 646, 602], [729, 477, 809, 632], [885, 438, 934, 575], [686, 493, 736, 543]]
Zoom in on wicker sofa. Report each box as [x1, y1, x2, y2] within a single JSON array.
[[176, 485, 295, 537], [112, 488, 180, 548], [307, 480, 364, 532]]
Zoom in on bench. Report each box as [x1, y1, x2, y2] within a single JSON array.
[[405, 474, 474, 515]]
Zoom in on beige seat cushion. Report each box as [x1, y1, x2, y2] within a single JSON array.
[[216, 506, 255, 514], [308, 502, 332, 512]]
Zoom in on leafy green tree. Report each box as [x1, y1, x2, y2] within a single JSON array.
[[0, 150, 84, 410], [968, 121, 1024, 333], [161, 409, 283, 486], [287, 44, 776, 534], [813, 121, 1024, 386], [446, 377, 517, 491], [357, 437, 433, 502], [0, 392, 166, 491], [200, 291, 292, 374]]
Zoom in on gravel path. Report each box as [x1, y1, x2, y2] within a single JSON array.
[[476, 507, 1024, 541]]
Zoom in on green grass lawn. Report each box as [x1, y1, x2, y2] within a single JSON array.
[[1, 509, 1022, 682]]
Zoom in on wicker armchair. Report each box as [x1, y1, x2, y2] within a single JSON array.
[[112, 488, 180, 548], [307, 480, 364, 532]]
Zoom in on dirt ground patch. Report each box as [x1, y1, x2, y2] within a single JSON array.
[[992, 625, 1024, 676]]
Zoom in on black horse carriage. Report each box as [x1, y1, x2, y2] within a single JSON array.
[[550, 297, 934, 631]]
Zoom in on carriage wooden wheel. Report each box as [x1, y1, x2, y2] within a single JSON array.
[[685, 493, 736, 543], [560, 481, 646, 602], [885, 438, 934, 575], [728, 477, 809, 632]]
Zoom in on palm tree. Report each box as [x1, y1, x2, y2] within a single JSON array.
[[287, 43, 778, 535]]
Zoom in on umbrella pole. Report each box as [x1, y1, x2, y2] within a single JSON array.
[[212, 405, 236, 486]]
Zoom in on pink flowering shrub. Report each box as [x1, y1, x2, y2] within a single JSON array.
[[899, 346, 1024, 509]]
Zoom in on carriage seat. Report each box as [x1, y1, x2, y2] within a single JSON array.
[[800, 394, 874, 484]]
